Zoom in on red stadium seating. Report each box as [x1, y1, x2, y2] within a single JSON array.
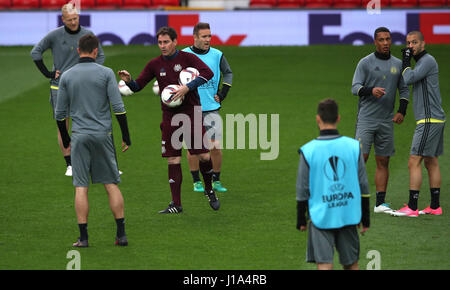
[[249, 0, 277, 7], [0, 0, 11, 8], [40, 0, 67, 9], [362, 0, 390, 7], [418, 0, 447, 6], [277, 0, 305, 7], [304, 0, 333, 8], [151, 0, 180, 7], [95, 0, 122, 9], [77, 0, 96, 9], [11, 0, 39, 9], [390, 0, 418, 6], [333, 0, 362, 7], [122, 0, 152, 8]]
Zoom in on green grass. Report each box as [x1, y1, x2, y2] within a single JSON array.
[[0, 44, 449, 270]]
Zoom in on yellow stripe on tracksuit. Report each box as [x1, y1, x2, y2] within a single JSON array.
[[402, 67, 411, 75], [416, 118, 445, 125]]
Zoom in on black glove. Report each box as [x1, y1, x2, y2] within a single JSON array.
[[296, 200, 308, 230], [361, 196, 370, 228], [34, 60, 56, 79], [217, 83, 231, 102], [56, 120, 71, 148], [358, 86, 374, 98], [115, 114, 131, 146], [397, 98, 408, 116], [401, 48, 412, 70]]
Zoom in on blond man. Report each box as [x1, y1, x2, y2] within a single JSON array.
[[31, 3, 105, 176]]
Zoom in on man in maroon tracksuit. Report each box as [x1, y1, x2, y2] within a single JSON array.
[[118, 26, 220, 213]]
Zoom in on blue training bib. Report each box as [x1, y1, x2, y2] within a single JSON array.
[[183, 47, 222, 111], [301, 136, 362, 229]]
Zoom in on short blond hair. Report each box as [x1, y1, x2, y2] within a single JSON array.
[[407, 31, 424, 41], [62, 2, 79, 15]]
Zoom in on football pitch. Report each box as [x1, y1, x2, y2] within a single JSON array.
[[0, 44, 449, 270]]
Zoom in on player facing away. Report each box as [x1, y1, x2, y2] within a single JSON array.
[[183, 22, 233, 193], [391, 31, 445, 217], [118, 26, 220, 214], [55, 34, 131, 247], [351, 27, 410, 214], [296, 99, 370, 270], [30, 3, 105, 177]]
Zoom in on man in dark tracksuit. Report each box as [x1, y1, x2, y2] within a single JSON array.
[[118, 26, 219, 214], [56, 34, 130, 247]]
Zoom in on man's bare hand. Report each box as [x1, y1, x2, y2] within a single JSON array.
[[121, 141, 129, 153], [372, 87, 386, 98], [172, 85, 189, 102], [118, 70, 132, 82], [358, 224, 369, 235], [392, 112, 405, 124]]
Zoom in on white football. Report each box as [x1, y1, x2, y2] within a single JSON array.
[[161, 84, 183, 108], [118, 80, 133, 96], [178, 67, 199, 86], [152, 80, 160, 95]]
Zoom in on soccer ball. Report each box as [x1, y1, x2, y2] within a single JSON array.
[[161, 84, 183, 107], [178, 67, 199, 86], [118, 80, 133, 96], [152, 80, 160, 95]]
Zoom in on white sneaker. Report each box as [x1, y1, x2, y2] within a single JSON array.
[[65, 166, 72, 177], [374, 203, 393, 214], [119, 170, 123, 175]]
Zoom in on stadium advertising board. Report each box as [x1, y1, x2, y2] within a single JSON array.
[[0, 9, 448, 46]]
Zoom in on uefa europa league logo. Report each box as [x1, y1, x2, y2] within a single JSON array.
[[324, 156, 346, 182]]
